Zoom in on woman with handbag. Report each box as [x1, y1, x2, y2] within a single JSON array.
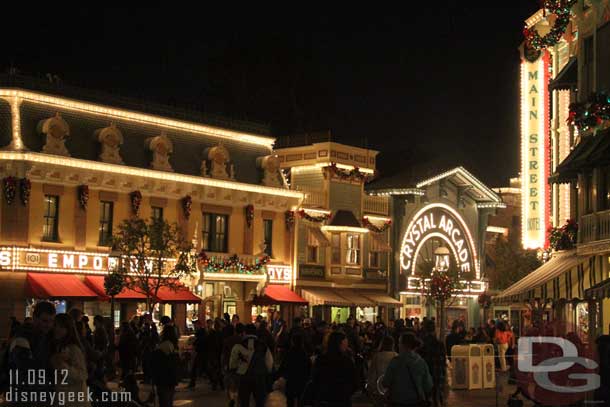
[[382, 333, 433, 407]]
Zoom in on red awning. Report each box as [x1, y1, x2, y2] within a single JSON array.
[[26, 273, 99, 300], [84, 276, 147, 301], [253, 284, 308, 305], [153, 284, 201, 304]]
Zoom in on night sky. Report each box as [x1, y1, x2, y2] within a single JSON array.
[[1, 3, 540, 187]]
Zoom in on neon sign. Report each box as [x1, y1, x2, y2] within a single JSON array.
[[521, 51, 550, 249], [400, 203, 478, 278]]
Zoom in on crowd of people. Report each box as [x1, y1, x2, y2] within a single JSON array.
[[0, 303, 522, 407]]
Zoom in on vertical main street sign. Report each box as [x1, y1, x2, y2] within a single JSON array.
[[521, 50, 550, 250]]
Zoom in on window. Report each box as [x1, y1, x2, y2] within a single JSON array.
[[331, 233, 341, 264], [369, 251, 380, 268], [202, 213, 228, 252], [346, 234, 360, 265], [263, 219, 273, 257], [152, 206, 164, 221], [42, 195, 59, 241], [306, 229, 319, 263], [99, 201, 114, 246]]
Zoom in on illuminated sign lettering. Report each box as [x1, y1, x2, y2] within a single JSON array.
[[267, 265, 292, 283], [399, 203, 478, 278], [521, 52, 550, 249]]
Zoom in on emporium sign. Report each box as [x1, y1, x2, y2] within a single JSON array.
[[0, 247, 174, 274], [521, 51, 550, 249], [400, 203, 479, 278]]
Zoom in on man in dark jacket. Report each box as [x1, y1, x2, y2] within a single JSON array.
[[418, 320, 447, 407], [188, 319, 207, 388]]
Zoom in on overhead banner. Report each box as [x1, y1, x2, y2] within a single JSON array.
[[521, 51, 550, 249]]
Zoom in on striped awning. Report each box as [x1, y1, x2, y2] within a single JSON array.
[[494, 251, 602, 304]]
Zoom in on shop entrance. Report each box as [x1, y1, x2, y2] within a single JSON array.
[[331, 306, 349, 324]]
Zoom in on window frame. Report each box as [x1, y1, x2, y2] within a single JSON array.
[[346, 233, 361, 265], [98, 201, 114, 246], [42, 195, 60, 242], [330, 233, 341, 265], [263, 219, 273, 257], [202, 212, 229, 253], [151, 206, 164, 221]]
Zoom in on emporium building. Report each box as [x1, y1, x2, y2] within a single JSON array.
[[366, 166, 504, 329], [0, 79, 303, 337]]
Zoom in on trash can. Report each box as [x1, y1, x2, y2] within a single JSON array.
[[468, 345, 482, 390], [481, 344, 496, 389], [450, 345, 470, 389]]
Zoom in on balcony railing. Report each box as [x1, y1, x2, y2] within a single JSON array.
[[296, 187, 327, 208], [363, 195, 389, 215], [580, 209, 610, 244]]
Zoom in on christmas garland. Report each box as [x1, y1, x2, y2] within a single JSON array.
[[245, 204, 254, 228], [362, 217, 391, 233], [285, 210, 295, 230], [298, 209, 331, 223], [77, 185, 89, 210], [548, 219, 578, 251], [130, 190, 142, 216], [568, 92, 610, 132], [19, 178, 31, 206], [428, 271, 454, 302], [182, 195, 192, 220], [324, 163, 368, 182], [3, 176, 16, 205], [198, 250, 270, 274], [523, 0, 576, 51]]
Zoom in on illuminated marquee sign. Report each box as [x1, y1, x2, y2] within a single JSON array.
[[267, 265, 292, 283], [400, 203, 479, 278], [0, 247, 175, 274], [521, 51, 550, 249]]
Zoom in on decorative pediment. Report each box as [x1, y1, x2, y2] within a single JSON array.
[[205, 144, 233, 180], [39, 113, 70, 157], [257, 155, 283, 187], [96, 123, 124, 164], [146, 133, 173, 172]]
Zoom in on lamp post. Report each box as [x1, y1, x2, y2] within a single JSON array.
[[434, 246, 451, 340]]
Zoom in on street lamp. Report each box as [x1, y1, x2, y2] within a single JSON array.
[[434, 246, 450, 272]]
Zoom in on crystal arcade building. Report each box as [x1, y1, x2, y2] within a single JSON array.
[[0, 81, 303, 337], [366, 166, 503, 328]]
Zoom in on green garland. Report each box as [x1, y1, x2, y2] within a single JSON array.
[[568, 92, 610, 132], [198, 250, 269, 274], [298, 209, 331, 223], [362, 217, 391, 233], [523, 0, 576, 51]]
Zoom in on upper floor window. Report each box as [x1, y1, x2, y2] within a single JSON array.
[[42, 195, 59, 241], [263, 219, 273, 257], [307, 229, 319, 263], [152, 206, 164, 221], [202, 213, 228, 252], [346, 234, 360, 265], [99, 201, 114, 246], [369, 251, 380, 268], [331, 233, 341, 264]]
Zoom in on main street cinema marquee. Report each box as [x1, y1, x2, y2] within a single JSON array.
[[399, 203, 485, 297], [0, 247, 292, 283]]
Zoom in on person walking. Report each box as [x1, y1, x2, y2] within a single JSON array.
[[418, 320, 447, 407], [367, 336, 397, 406], [118, 321, 141, 403], [230, 324, 274, 407], [278, 334, 311, 407], [223, 323, 245, 407], [151, 325, 180, 407], [188, 319, 206, 388], [383, 333, 433, 407], [494, 321, 513, 372], [311, 331, 358, 406], [50, 313, 91, 407]]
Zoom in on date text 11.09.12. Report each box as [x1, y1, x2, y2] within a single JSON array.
[[9, 369, 68, 386]]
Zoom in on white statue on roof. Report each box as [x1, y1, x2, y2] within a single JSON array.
[[207, 144, 232, 180], [40, 113, 70, 157], [257, 155, 282, 187], [147, 133, 173, 172], [97, 123, 124, 165]]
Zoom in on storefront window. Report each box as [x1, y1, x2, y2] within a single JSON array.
[[331, 307, 349, 324], [356, 306, 377, 323], [186, 303, 199, 332]]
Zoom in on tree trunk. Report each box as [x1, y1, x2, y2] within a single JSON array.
[[110, 296, 115, 329], [439, 299, 446, 342]]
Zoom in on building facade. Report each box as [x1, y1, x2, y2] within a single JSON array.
[[366, 166, 503, 329], [276, 138, 400, 324], [0, 83, 302, 336]]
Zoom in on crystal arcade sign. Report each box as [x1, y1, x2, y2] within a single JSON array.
[[400, 203, 480, 279]]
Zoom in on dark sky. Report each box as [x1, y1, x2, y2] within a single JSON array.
[[0, 3, 539, 187]]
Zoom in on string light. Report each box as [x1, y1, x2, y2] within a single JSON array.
[[415, 167, 501, 203]]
